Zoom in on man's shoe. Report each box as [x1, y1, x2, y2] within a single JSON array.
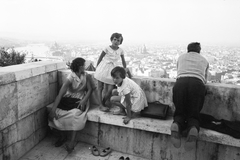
[[170, 122, 181, 148], [184, 126, 198, 151]]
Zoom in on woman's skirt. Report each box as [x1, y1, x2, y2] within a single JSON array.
[[94, 61, 115, 85], [48, 97, 89, 131]]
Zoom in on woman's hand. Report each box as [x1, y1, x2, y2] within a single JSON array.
[[49, 108, 57, 121], [77, 100, 87, 111]]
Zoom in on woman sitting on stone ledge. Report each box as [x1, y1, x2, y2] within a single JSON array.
[[48, 57, 94, 153]]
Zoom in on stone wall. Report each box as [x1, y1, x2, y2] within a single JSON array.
[[1, 65, 239, 160], [58, 69, 240, 121], [0, 61, 66, 160], [77, 121, 240, 160], [58, 69, 240, 160]]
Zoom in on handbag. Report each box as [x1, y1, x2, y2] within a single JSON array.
[[140, 101, 169, 120]]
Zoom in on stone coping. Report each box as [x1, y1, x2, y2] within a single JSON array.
[[47, 103, 240, 148], [0, 61, 66, 85]]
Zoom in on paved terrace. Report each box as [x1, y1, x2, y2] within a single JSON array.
[[0, 61, 240, 160]]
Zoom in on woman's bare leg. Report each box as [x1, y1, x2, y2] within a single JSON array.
[[66, 131, 76, 153], [69, 131, 76, 147]]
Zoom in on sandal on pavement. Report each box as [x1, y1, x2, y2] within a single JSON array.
[[90, 145, 99, 156], [100, 147, 112, 157], [125, 157, 130, 160], [119, 156, 124, 160]]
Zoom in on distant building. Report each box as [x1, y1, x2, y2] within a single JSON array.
[[86, 63, 96, 71]]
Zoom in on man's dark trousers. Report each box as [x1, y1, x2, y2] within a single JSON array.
[[173, 77, 206, 132]]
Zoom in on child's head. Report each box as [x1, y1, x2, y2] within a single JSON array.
[[111, 66, 126, 85], [187, 42, 201, 53], [70, 57, 86, 73], [110, 33, 123, 44]]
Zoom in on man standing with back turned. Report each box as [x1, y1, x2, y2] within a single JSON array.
[[171, 42, 209, 151]]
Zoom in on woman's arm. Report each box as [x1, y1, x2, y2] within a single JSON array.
[[120, 54, 126, 68], [49, 80, 71, 120], [79, 74, 93, 110], [96, 51, 106, 67]]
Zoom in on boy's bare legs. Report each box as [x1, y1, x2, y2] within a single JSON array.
[[123, 110, 140, 124], [97, 81, 108, 111], [110, 94, 126, 115]]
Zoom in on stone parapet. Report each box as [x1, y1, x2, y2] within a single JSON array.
[[0, 61, 66, 160], [56, 69, 240, 159], [58, 69, 240, 121]]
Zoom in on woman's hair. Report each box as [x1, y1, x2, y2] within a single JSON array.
[[187, 42, 201, 53], [110, 33, 123, 44], [111, 66, 126, 79], [70, 57, 85, 73]]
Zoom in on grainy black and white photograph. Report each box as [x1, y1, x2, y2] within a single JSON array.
[[1, 0, 240, 160]]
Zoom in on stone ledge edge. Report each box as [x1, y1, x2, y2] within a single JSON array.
[[46, 103, 240, 148]]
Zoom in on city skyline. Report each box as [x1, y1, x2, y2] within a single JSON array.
[[1, 0, 240, 46]]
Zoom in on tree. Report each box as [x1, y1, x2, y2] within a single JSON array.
[[0, 48, 26, 67]]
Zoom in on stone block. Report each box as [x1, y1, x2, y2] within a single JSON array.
[[133, 77, 175, 103], [56, 62, 67, 70], [0, 83, 18, 130], [49, 82, 58, 103], [17, 74, 49, 120], [48, 71, 58, 84], [0, 72, 16, 85], [196, 141, 218, 160], [17, 114, 35, 141], [202, 84, 240, 121], [3, 132, 35, 160], [133, 77, 175, 115], [0, 131, 2, 154], [217, 144, 240, 160], [45, 62, 57, 73], [76, 121, 99, 145], [152, 133, 170, 160], [34, 127, 48, 145], [4, 64, 33, 81], [34, 107, 48, 131], [2, 124, 18, 148], [31, 65, 46, 77], [99, 124, 152, 159], [2, 115, 38, 160]]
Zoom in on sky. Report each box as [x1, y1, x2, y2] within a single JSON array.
[[1, 0, 240, 46]]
